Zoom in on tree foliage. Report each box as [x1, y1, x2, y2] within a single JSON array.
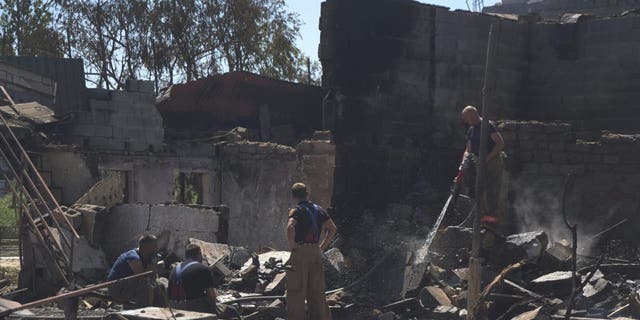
[[0, 0, 318, 90], [0, 0, 63, 56]]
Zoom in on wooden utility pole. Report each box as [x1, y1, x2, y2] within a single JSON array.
[[467, 21, 500, 319]]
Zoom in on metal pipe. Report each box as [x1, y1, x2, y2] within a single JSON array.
[[468, 21, 499, 319]]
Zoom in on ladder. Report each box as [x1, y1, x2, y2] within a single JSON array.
[[0, 86, 79, 286]]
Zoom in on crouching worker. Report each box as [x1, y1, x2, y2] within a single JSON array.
[[107, 234, 166, 308], [167, 244, 218, 314]]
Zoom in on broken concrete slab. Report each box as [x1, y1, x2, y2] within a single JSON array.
[[488, 231, 548, 268], [188, 238, 231, 266], [324, 248, 346, 274], [431, 305, 460, 320], [531, 271, 576, 296], [71, 236, 108, 282], [118, 307, 217, 319], [229, 246, 251, 269], [582, 278, 610, 300], [539, 240, 572, 272]]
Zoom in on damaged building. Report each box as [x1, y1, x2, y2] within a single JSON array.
[[0, 0, 639, 318]]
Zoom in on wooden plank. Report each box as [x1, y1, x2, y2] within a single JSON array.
[[0, 271, 154, 317]]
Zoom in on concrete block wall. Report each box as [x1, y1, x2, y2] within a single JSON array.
[[39, 150, 95, 205], [95, 203, 221, 261], [320, 0, 640, 229], [0, 61, 56, 106], [320, 0, 527, 226], [432, 9, 527, 148], [499, 120, 640, 242], [66, 82, 164, 152], [524, 15, 640, 131], [320, 0, 441, 224], [218, 141, 299, 250], [42, 136, 336, 251], [296, 138, 336, 210]]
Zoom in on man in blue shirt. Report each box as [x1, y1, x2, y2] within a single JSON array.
[[286, 182, 337, 320], [107, 234, 160, 307], [167, 244, 218, 314], [456, 106, 506, 230]]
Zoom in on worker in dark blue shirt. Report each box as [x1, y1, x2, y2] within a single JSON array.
[[107, 234, 162, 307], [167, 244, 218, 314], [286, 182, 337, 320], [456, 105, 507, 231]]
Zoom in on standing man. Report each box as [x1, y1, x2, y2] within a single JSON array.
[[286, 183, 337, 320], [456, 106, 506, 230], [107, 234, 162, 308], [167, 244, 218, 314]]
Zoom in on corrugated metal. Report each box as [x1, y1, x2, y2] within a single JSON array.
[[0, 57, 86, 115]]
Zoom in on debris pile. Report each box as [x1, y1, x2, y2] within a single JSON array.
[[351, 227, 640, 320]]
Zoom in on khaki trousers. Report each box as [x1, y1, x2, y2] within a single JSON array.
[[286, 244, 331, 320], [481, 153, 509, 234]]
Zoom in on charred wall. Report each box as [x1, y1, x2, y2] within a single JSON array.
[[321, 0, 640, 235], [524, 15, 640, 132], [484, 0, 640, 20], [320, 0, 526, 227], [500, 120, 640, 245]]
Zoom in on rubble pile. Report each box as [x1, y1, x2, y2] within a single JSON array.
[[347, 226, 640, 320]]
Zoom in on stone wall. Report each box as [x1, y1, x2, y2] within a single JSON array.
[[499, 120, 640, 243], [65, 80, 164, 152]]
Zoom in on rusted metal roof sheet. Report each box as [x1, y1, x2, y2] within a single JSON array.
[[156, 71, 323, 123]]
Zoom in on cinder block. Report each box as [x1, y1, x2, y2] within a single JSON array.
[[93, 125, 113, 137], [89, 99, 113, 111], [89, 137, 127, 151]]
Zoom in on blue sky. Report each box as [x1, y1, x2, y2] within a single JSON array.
[[285, 0, 500, 61]]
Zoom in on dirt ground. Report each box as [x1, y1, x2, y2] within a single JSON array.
[[0, 257, 20, 294]]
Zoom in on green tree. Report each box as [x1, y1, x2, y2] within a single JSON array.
[[0, 0, 63, 56], [18, 0, 316, 89]]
